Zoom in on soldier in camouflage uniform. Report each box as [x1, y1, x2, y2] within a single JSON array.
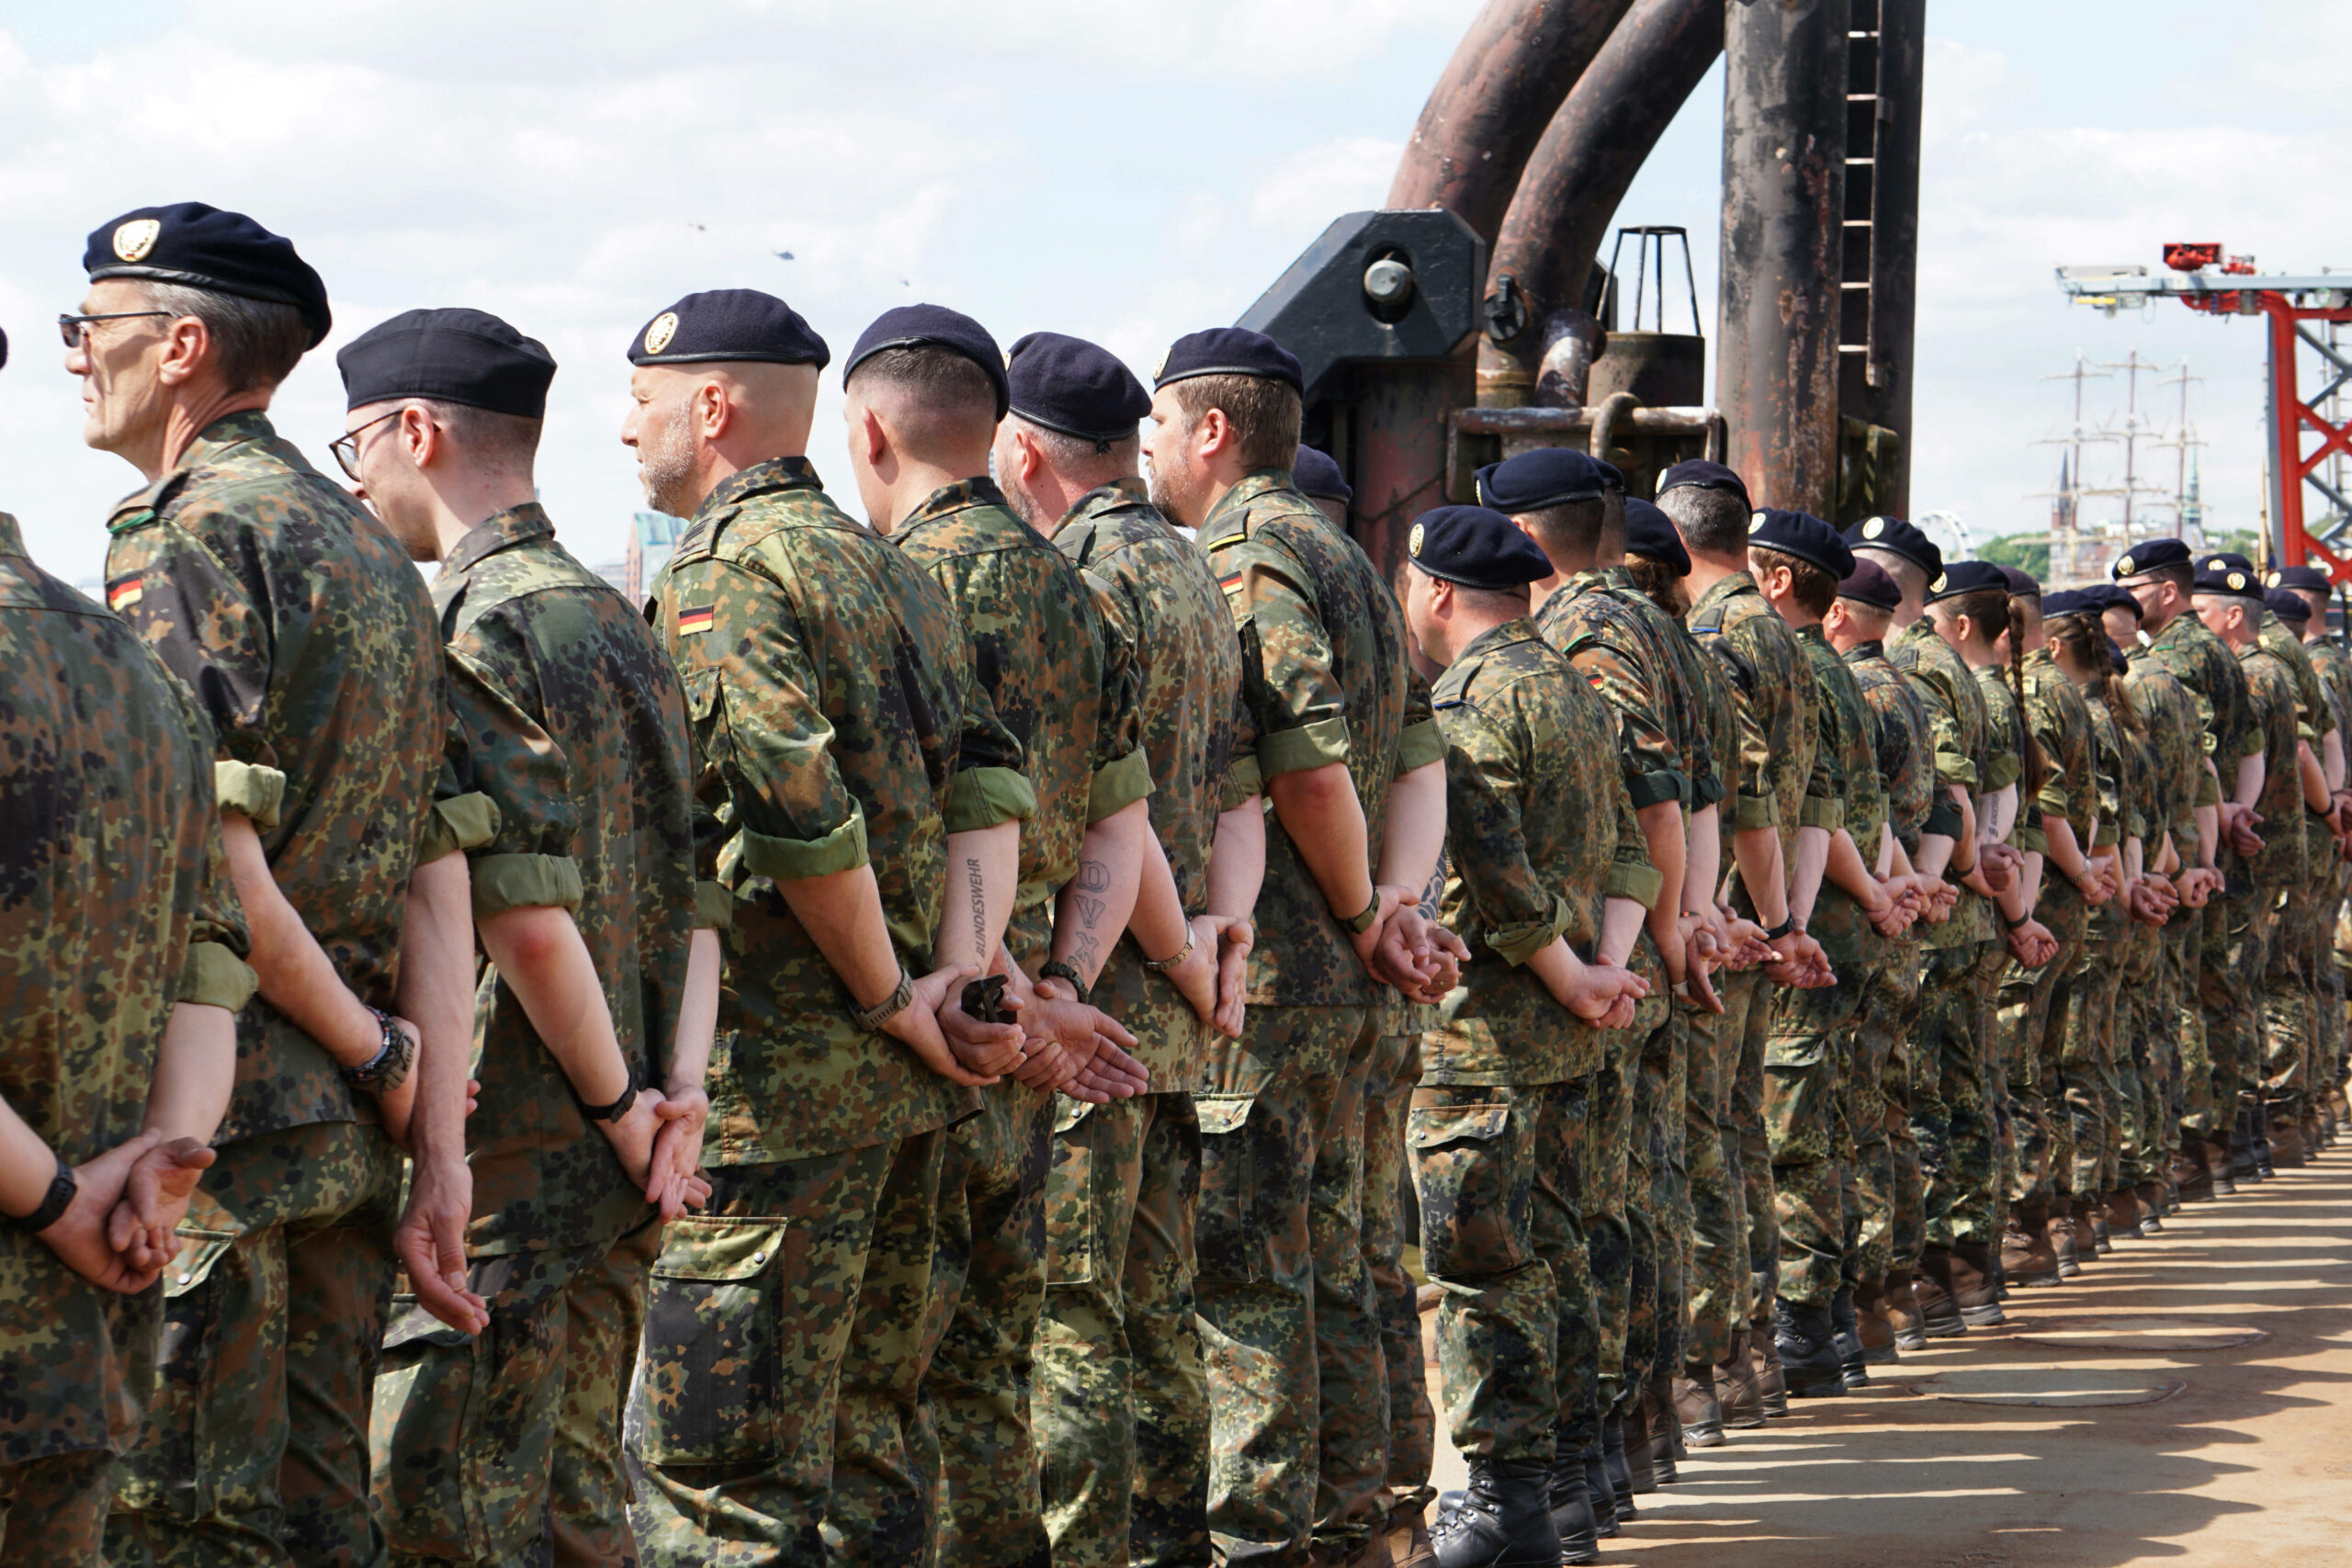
[[65, 205, 452, 1568], [992, 333, 1244, 1568], [2283, 567, 2352, 1148], [621, 290, 1034, 1568], [2114, 541, 2259, 1194], [842, 307, 1153, 1568], [1485, 449, 1710, 1497], [1822, 561, 1937, 1353], [1, 339, 257, 1559], [1398, 503, 1658, 1567], [334, 310, 710, 1568], [1144, 329, 1449, 1568]]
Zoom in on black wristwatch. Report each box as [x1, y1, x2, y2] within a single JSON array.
[[1762, 916, 1796, 942], [341, 1009, 415, 1093], [6, 1156, 75, 1234], [579, 1066, 639, 1124], [1039, 959, 1091, 1005], [1335, 891, 1381, 936]]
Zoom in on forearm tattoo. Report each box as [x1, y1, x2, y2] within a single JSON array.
[[1068, 857, 1110, 984]]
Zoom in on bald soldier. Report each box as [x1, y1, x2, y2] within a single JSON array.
[[622, 288, 1033, 1568]]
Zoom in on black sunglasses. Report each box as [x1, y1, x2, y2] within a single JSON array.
[[58, 310, 174, 346]]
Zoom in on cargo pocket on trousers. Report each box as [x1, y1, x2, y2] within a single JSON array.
[[124, 1227, 241, 1522], [1045, 1096, 1099, 1287], [1193, 1094, 1262, 1283], [638, 1216, 790, 1467], [1408, 1103, 1524, 1280]]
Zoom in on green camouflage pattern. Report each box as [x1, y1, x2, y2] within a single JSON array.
[[0, 1450, 116, 1565], [1361, 1023, 1435, 1519], [2141, 611, 2258, 777], [1051, 478, 1242, 1081], [1202, 469, 1437, 1007], [2238, 643, 2308, 887], [101, 411, 445, 1142], [1794, 624, 1886, 970], [1846, 639, 1937, 852], [1534, 570, 1711, 815], [0, 513, 251, 1471], [1890, 620, 1998, 948], [1408, 1080, 1590, 1466], [650, 457, 1027, 1166], [1035, 1091, 1209, 1568], [1424, 620, 1658, 1085], [2123, 656, 2206, 863], [1688, 572, 1826, 909]]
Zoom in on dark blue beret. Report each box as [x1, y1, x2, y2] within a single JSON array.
[[2110, 538, 2191, 580], [1292, 446, 1351, 504], [85, 202, 331, 348], [2200, 550, 2256, 577], [1845, 514, 1943, 581], [2268, 564, 2332, 592], [2081, 582, 2143, 618], [629, 289, 829, 370], [1152, 327, 1303, 394], [1623, 497, 1689, 576], [843, 303, 1007, 420], [1597, 459, 1626, 494], [1476, 448, 1607, 513], [1924, 558, 2010, 603], [1657, 458, 1749, 508], [338, 308, 555, 418], [1837, 558, 1902, 613], [2109, 636, 2131, 664], [1004, 332, 1148, 443], [2040, 588, 2095, 618], [2267, 587, 2312, 623], [1996, 564, 2041, 597], [2193, 560, 2263, 600], [1747, 507, 1854, 580], [1406, 505, 1552, 591]]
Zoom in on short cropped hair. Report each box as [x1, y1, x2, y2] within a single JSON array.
[[141, 281, 310, 393], [846, 344, 998, 452], [1657, 484, 1749, 557], [1168, 373, 1301, 473], [1749, 546, 1838, 618], [1518, 498, 1605, 563]]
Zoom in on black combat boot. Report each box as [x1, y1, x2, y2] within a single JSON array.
[[1771, 1298, 1849, 1399], [1429, 1458, 1558, 1568], [1580, 1440, 1618, 1537], [1600, 1416, 1635, 1517], [1829, 1287, 1869, 1387], [1546, 1439, 1600, 1565]]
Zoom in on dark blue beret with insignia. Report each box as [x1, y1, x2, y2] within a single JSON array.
[[2269, 564, 2332, 592], [1623, 497, 1689, 577], [2192, 560, 2262, 600], [1406, 505, 1552, 591], [2201, 549, 2256, 576], [2267, 587, 2312, 623], [2109, 537, 2191, 581], [844, 303, 1007, 420], [629, 288, 829, 370], [85, 201, 331, 348], [1152, 326, 1303, 394], [1923, 558, 2009, 604], [1292, 446, 1351, 504], [1837, 558, 1902, 612], [1747, 507, 1854, 581], [1476, 447, 1607, 513], [1657, 458, 1749, 508], [1844, 514, 1942, 581], [339, 308, 555, 418], [1004, 331, 1148, 443]]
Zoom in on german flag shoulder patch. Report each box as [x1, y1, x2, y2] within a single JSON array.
[[676, 604, 716, 637], [107, 574, 144, 612]]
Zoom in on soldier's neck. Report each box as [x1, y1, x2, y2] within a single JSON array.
[[1682, 551, 1747, 600]]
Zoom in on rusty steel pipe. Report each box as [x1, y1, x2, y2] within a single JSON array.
[[1386, 0, 1640, 245], [1475, 0, 1724, 406], [1716, 0, 1850, 514]]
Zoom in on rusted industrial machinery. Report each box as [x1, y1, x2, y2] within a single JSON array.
[[1236, 0, 1925, 579]]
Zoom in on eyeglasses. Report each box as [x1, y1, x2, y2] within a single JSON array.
[[58, 310, 174, 346], [330, 407, 405, 482]]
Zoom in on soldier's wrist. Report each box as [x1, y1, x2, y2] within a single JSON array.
[[6, 1155, 76, 1234]]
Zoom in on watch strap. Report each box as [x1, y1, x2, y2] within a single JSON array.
[[579, 1066, 639, 1124], [1039, 959, 1091, 1005], [7, 1157, 76, 1234]]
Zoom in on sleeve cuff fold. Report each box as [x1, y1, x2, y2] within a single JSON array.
[[1798, 796, 1845, 831], [1221, 755, 1264, 810], [944, 768, 1037, 833], [1922, 800, 1964, 840], [417, 791, 501, 866], [1396, 717, 1447, 775], [1733, 793, 1780, 831], [695, 879, 736, 931], [740, 811, 870, 883], [1086, 747, 1154, 826], [1933, 750, 1979, 788], [472, 852, 585, 914], [1486, 892, 1577, 967], [1257, 715, 1352, 780], [177, 941, 257, 1011], [1626, 769, 1688, 812], [215, 760, 286, 829], [1694, 771, 1726, 808], [1983, 755, 2023, 792], [1606, 859, 1667, 908]]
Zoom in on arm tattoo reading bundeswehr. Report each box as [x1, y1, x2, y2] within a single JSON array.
[[965, 857, 987, 969]]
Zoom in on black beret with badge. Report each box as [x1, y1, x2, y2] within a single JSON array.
[[1623, 497, 1690, 576], [1656, 457, 1750, 508], [628, 288, 829, 369], [1747, 507, 1855, 580], [338, 308, 555, 418], [1005, 331, 1149, 443], [1844, 514, 1943, 581], [2201, 549, 2256, 576], [2267, 587, 2312, 623], [85, 201, 332, 348], [1292, 446, 1351, 504], [843, 303, 1008, 419], [1923, 558, 2010, 604], [1837, 558, 1903, 612], [1475, 447, 1608, 513], [2192, 558, 2263, 599], [2109, 537, 2191, 581], [1405, 505, 1553, 591], [1151, 326, 1304, 394], [2269, 563, 2332, 592]]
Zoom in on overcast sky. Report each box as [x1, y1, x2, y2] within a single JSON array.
[[4, 0, 2346, 586]]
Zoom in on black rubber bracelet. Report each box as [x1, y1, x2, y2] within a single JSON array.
[[578, 1066, 639, 1124], [1762, 916, 1796, 942], [7, 1157, 75, 1234], [1039, 959, 1091, 1006]]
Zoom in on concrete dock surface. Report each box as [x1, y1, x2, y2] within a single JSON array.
[[1422, 1145, 2352, 1565]]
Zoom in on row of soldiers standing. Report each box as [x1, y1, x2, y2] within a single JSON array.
[[4, 196, 2348, 1568]]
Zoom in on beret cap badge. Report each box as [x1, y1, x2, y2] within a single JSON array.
[[643, 312, 679, 355], [1408, 523, 1425, 558], [1749, 512, 1767, 534], [1932, 572, 1949, 592], [113, 219, 161, 263], [2229, 571, 2246, 592], [1862, 517, 1885, 539], [2116, 554, 2134, 576], [2269, 571, 2283, 587]]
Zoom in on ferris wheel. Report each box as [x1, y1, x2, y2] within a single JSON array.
[[1915, 510, 1973, 562]]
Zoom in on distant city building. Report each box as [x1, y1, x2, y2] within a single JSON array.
[[626, 512, 688, 604], [592, 559, 631, 596]]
